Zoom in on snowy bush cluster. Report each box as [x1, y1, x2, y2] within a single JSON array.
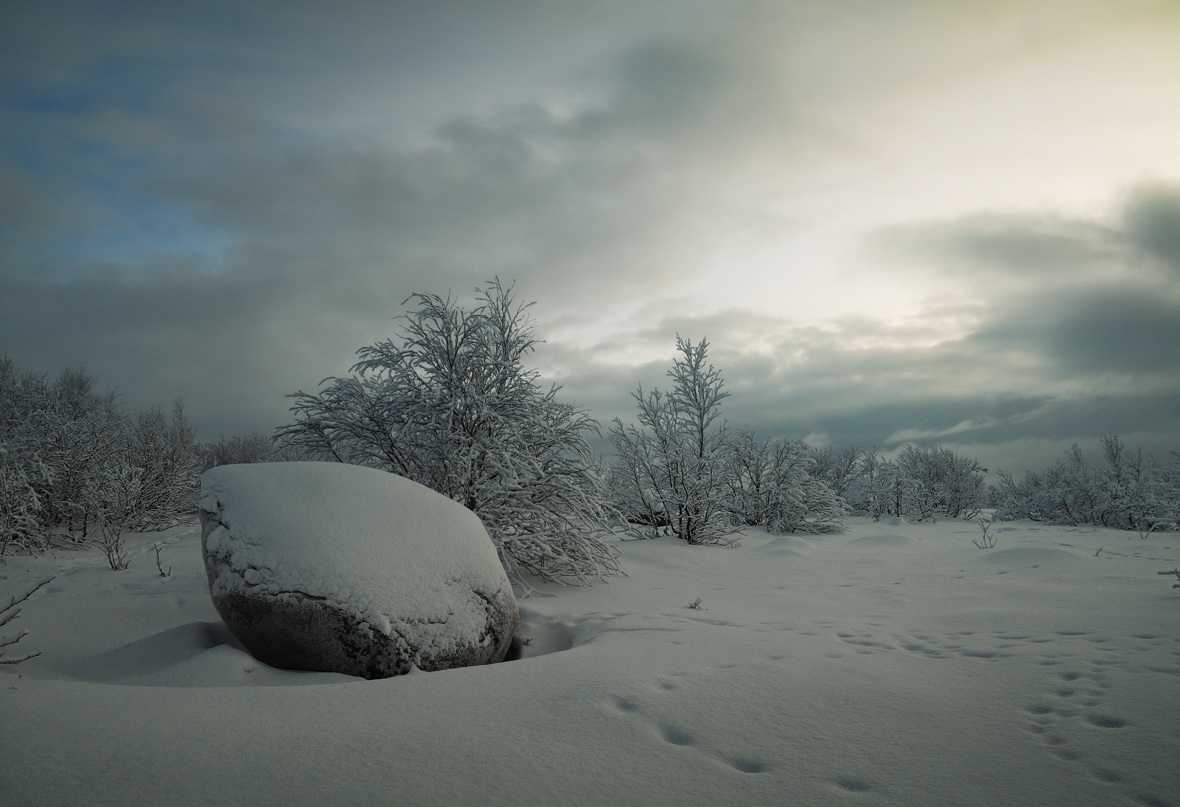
[[845, 444, 988, 522], [992, 435, 1179, 535], [607, 338, 990, 540], [0, 355, 275, 567]]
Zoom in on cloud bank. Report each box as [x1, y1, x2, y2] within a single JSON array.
[[2, 0, 1179, 475]]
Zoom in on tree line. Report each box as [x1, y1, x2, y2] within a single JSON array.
[[4, 281, 1178, 580], [0, 355, 272, 567]]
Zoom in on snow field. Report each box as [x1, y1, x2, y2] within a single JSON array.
[[1, 517, 1178, 806]]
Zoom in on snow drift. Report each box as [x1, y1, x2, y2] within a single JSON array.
[[2, 516, 1177, 806]]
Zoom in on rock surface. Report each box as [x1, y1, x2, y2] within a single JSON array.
[[197, 461, 518, 678]]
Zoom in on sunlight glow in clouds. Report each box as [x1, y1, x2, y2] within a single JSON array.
[[2, 0, 1179, 474]]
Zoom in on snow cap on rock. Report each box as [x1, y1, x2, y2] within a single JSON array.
[[198, 461, 518, 678]]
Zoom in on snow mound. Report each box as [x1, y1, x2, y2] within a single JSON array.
[[757, 535, 814, 556], [198, 462, 518, 678], [978, 546, 1079, 569], [853, 532, 913, 547]]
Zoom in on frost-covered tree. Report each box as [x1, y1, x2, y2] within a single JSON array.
[[846, 445, 984, 522], [1094, 434, 1170, 534], [0, 440, 51, 557], [809, 444, 862, 501], [995, 436, 1175, 533], [126, 401, 201, 531], [277, 279, 619, 585], [842, 448, 911, 521], [725, 429, 772, 528], [605, 420, 671, 537], [727, 431, 846, 533], [200, 430, 275, 471], [893, 445, 986, 521], [37, 369, 119, 534], [842, 447, 884, 516], [609, 336, 738, 545], [1, 355, 204, 559], [1152, 452, 1180, 534], [1, 360, 65, 548], [0, 361, 127, 541]]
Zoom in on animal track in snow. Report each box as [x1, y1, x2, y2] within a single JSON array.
[[660, 724, 696, 746], [604, 684, 772, 776], [833, 775, 874, 793], [727, 757, 770, 774]]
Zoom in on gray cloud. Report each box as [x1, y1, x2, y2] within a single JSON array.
[[875, 186, 1180, 380], [1122, 183, 1180, 273], [3, 0, 1180, 479], [873, 214, 1121, 281], [987, 288, 1180, 376], [0, 4, 737, 439], [559, 298, 1180, 476]]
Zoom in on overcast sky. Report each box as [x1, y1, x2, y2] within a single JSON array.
[[3, 0, 1179, 476]]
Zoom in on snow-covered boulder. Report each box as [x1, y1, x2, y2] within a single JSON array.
[[197, 462, 518, 679]]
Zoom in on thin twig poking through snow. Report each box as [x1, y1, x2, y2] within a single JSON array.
[[154, 544, 171, 577], [971, 518, 996, 549], [0, 576, 53, 665]]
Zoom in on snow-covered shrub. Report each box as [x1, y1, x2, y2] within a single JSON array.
[[277, 280, 619, 585], [0, 440, 51, 557], [972, 517, 997, 549], [727, 431, 846, 534], [808, 444, 862, 502], [609, 337, 738, 545], [84, 457, 141, 570], [199, 430, 275, 471], [0, 355, 203, 557], [896, 445, 987, 521], [994, 436, 1175, 533], [125, 401, 201, 531], [843, 445, 985, 522]]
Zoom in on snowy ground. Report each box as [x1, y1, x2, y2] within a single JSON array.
[[2, 517, 1178, 807]]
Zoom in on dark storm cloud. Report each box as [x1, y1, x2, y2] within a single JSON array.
[[1122, 183, 1180, 272], [0, 1, 729, 437], [974, 287, 1180, 376]]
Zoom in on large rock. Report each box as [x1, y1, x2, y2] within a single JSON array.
[[197, 462, 518, 679]]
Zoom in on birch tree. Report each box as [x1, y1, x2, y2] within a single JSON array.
[[610, 336, 738, 545], [277, 279, 619, 585]]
